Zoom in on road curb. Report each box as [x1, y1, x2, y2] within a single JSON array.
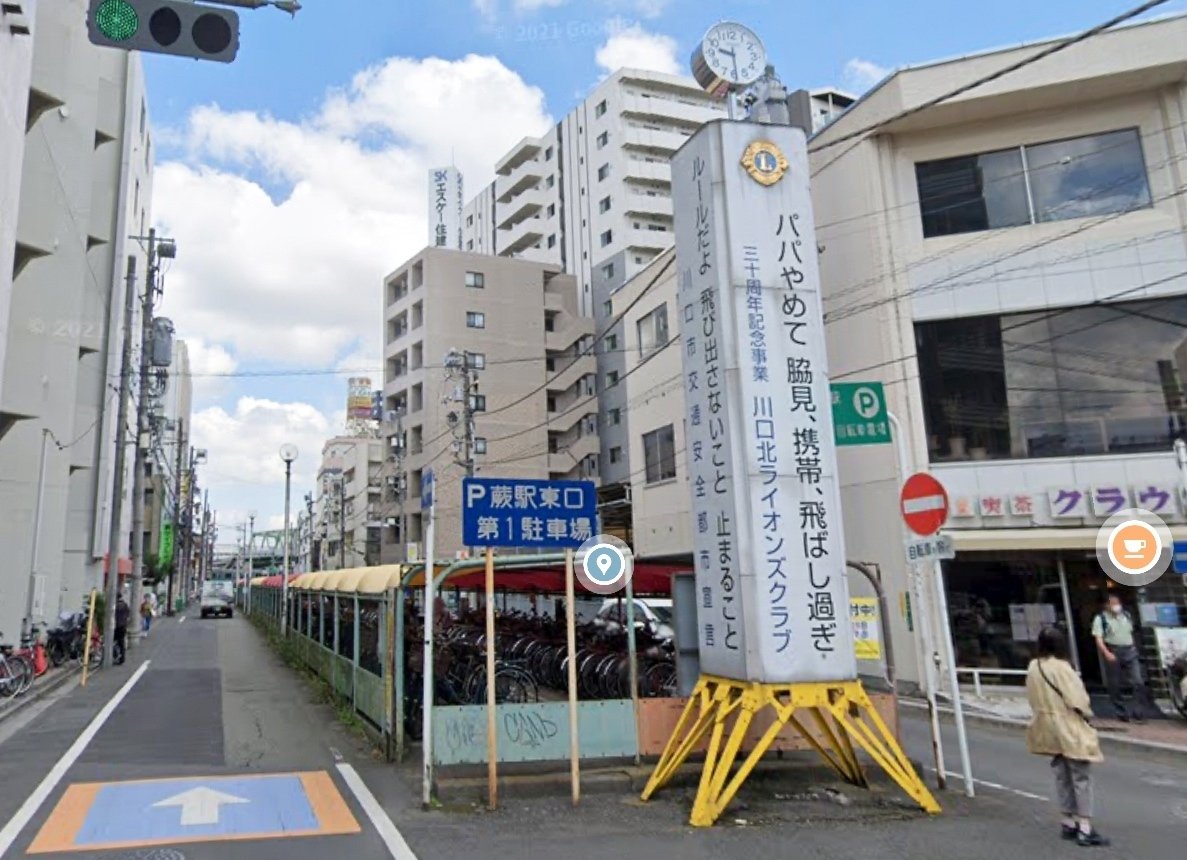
[[0, 665, 82, 725], [901, 698, 1187, 762]]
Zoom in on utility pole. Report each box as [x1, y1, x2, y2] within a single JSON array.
[[389, 409, 405, 561], [103, 255, 137, 668], [339, 476, 347, 570], [304, 493, 313, 571], [198, 489, 210, 591], [129, 229, 175, 645], [167, 419, 186, 616], [23, 428, 51, 640], [246, 513, 255, 612], [444, 349, 478, 478]]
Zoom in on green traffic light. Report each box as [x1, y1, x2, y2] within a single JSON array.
[[95, 0, 139, 42]]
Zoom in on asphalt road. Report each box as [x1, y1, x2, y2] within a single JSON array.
[[0, 613, 1182, 860]]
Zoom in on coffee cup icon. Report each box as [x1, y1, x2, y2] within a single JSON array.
[[1122, 538, 1147, 559]]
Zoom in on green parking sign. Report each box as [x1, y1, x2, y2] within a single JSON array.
[[831, 382, 891, 446]]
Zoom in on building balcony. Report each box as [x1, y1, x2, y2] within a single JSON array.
[[619, 93, 720, 128], [544, 354, 597, 395], [496, 157, 546, 203], [496, 187, 546, 229], [624, 192, 673, 218], [495, 137, 545, 176], [549, 433, 600, 475], [544, 313, 594, 353], [622, 125, 692, 154], [623, 227, 675, 253], [500, 217, 545, 256], [624, 159, 672, 185]]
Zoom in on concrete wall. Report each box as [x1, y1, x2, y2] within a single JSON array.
[[0, 0, 151, 639]]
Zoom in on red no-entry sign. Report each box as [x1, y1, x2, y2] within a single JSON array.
[[901, 473, 949, 537]]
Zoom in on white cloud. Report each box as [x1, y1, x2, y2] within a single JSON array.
[[842, 58, 890, 92], [514, 0, 568, 11], [154, 54, 552, 370], [595, 23, 680, 76], [182, 337, 237, 400]]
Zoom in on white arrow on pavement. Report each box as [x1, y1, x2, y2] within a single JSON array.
[[152, 786, 249, 826]]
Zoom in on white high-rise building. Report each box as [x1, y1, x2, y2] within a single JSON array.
[[0, 0, 154, 638]]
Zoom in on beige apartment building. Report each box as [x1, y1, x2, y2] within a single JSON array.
[[314, 435, 385, 570], [379, 249, 596, 561], [621, 15, 1187, 693]]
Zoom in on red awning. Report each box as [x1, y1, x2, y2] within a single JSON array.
[[437, 562, 687, 595], [103, 554, 133, 576], [260, 574, 301, 588]]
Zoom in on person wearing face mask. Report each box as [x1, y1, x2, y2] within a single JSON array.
[[1091, 594, 1148, 723]]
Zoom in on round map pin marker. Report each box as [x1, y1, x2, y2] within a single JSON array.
[[596, 554, 613, 576]]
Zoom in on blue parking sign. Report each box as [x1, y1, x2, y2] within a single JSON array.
[[462, 477, 597, 549], [1174, 540, 1187, 575], [421, 468, 434, 511]]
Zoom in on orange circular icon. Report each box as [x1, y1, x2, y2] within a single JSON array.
[[1106, 520, 1161, 575]]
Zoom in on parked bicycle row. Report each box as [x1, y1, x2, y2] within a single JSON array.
[[0, 608, 104, 701]]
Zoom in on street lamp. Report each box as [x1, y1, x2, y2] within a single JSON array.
[[279, 443, 298, 635]]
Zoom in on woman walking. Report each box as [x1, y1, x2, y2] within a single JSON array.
[[1026, 626, 1110, 847], [140, 595, 154, 637]]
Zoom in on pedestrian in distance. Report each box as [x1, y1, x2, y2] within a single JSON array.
[[1092, 593, 1149, 723], [1026, 626, 1110, 848], [114, 595, 130, 665], [140, 595, 153, 637]]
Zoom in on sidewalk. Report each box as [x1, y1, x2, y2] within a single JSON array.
[[905, 686, 1187, 757], [0, 663, 81, 724]]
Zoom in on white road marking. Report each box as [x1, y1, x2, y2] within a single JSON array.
[[928, 767, 1048, 801], [903, 494, 947, 514], [178, 616, 186, 624], [336, 763, 417, 860], [0, 660, 151, 858], [153, 786, 249, 826]]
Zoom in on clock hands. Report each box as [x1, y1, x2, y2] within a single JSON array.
[[719, 46, 739, 80]]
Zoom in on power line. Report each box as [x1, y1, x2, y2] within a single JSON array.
[[808, 0, 1173, 158]]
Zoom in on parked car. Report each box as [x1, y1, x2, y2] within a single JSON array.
[[595, 597, 674, 642], [199, 581, 234, 619]]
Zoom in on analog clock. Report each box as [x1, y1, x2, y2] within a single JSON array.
[[691, 22, 767, 96]]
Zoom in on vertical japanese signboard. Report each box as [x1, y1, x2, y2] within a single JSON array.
[[428, 166, 463, 250], [672, 121, 857, 683]]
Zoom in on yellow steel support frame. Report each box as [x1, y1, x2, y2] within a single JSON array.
[[641, 675, 940, 827]]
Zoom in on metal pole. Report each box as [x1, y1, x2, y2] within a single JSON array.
[[247, 514, 255, 614], [421, 503, 437, 809], [1056, 555, 1080, 673], [339, 477, 347, 570], [485, 547, 498, 810], [103, 255, 138, 668], [24, 428, 50, 639], [888, 410, 946, 788], [624, 556, 640, 764], [933, 560, 975, 798], [129, 229, 157, 646], [167, 419, 185, 616], [283, 460, 292, 634], [565, 548, 580, 805]]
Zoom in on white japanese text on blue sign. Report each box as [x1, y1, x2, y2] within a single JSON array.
[[462, 478, 597, 549]]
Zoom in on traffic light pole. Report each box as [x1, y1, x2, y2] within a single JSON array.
[[167, 418, 185, 616]]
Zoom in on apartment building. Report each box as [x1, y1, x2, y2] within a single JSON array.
[[0, 1, 35, 409], [379, 248, 596, 561], [314, 435, 385, 570], [0, 0, 153, 640], [145, 340, 192, 572], [619, 15, 1187, 692]]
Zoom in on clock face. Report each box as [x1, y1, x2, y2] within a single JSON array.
[[701, 22, 766, 87]]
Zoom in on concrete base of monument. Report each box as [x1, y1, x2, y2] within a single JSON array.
[[640, 675, 941, 827]]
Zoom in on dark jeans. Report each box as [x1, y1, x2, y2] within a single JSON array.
[[114, 626, 126, 664], [1105, 645, 1148, 718]]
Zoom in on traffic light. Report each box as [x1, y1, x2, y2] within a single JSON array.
[[87, 0, 239, 63]]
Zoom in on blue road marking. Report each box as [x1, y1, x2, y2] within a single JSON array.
[[76, 775, 316, 843]]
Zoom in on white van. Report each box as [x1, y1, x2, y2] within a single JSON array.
[[595, 597, 674, 642]]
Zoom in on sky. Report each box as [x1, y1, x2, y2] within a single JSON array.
[[145, 0, 1187, 547]]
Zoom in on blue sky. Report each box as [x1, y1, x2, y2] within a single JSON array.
[[144, 0, 1186, 546]]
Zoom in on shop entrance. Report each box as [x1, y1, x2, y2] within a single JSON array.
[[942, 550, 1116, 690]]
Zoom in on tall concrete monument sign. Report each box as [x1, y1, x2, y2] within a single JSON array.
[[672, 120, 856, 684]]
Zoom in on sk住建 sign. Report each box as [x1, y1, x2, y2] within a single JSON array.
[[427, 166, 463, 250], [462, 477, 597, 549], [905, 533, 955, 564], [901, 472, 949, 537], [830, 382, 890, 446], [849, 597, 881, 661], [671, 120, 856, 684], [421, 468, 434, 511]]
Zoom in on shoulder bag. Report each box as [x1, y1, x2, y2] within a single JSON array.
[[1037, 660, 1094, 727]]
